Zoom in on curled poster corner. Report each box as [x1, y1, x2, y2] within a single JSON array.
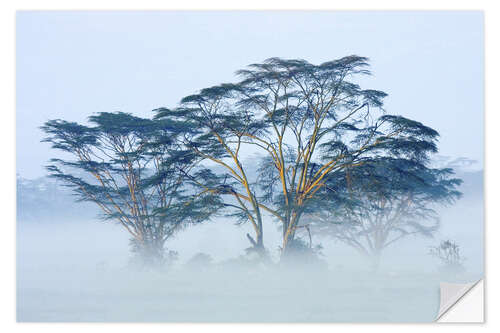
[[436, 279, 484, 322]]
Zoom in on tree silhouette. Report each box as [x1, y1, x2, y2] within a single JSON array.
[[154, 88, 272, 256], [309, 158, 462, 269], [41, 56, 462, 266], [158, 56, 448, 258], [41, 112, 221, 267]]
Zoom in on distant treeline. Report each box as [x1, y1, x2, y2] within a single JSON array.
[[17, 174, 99, 222]]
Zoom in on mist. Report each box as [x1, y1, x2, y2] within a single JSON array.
[[16, 171, 483, 322]]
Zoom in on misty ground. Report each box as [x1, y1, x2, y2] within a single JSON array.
[[17, 259, 475, 322], [16, 171, 483, 322], [17, 202, 482, 322]]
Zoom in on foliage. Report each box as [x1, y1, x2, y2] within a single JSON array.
[[41, 112, 222, 267], [40, 55, 465, 268], [308, 158, 462, 268], [155, 55, 451, 258]]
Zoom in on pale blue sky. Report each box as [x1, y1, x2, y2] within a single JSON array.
[[16, 11, 484, 178]]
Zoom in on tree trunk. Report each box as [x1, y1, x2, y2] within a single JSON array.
[[246, 231, 267, 259], [129, 238, 166, 269], [369, 251, 382, 273], [280, 227, 297, 262], [281, 211, 301, 259]]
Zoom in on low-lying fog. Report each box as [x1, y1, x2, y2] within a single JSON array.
[[17, 185, 483, 322]]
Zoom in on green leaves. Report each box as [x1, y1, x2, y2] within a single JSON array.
[[41, 112, 222, 248], [41, 55, 462, 260], [41, 120, 98, 152], [311, 156, 463, 256], [379, 115, 439, 139]]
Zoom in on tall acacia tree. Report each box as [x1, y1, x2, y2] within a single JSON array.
[[308, 158, 462, 269], [158, 56, 444, 258], [155, 90, 271, 255], [41, 112, 221, 267]]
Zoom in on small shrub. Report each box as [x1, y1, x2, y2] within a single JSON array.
[[185, 252, 213, 270], [280, 238, 327, 270], [429, 240, 465, 274]]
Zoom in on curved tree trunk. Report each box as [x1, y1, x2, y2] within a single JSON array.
[[246, 229, 267, 259]]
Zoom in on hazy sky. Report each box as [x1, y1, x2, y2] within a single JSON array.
[[16, 11, 484, 178]]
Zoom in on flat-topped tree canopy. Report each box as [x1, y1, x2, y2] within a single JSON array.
[[306, 157, 462, 268], [154, 55, 450, 258], [41, 112, 222, 267]]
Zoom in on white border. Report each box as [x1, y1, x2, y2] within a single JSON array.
[[3, 0, 497, 332]]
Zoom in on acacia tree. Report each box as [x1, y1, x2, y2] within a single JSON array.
[[154, 88, 271, 255], [308, 158, 462, 269], [157, 56, 444, 258], [41, 112, 221, 267]]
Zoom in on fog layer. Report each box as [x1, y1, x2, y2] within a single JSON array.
[[17, 171, 482, 322]]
